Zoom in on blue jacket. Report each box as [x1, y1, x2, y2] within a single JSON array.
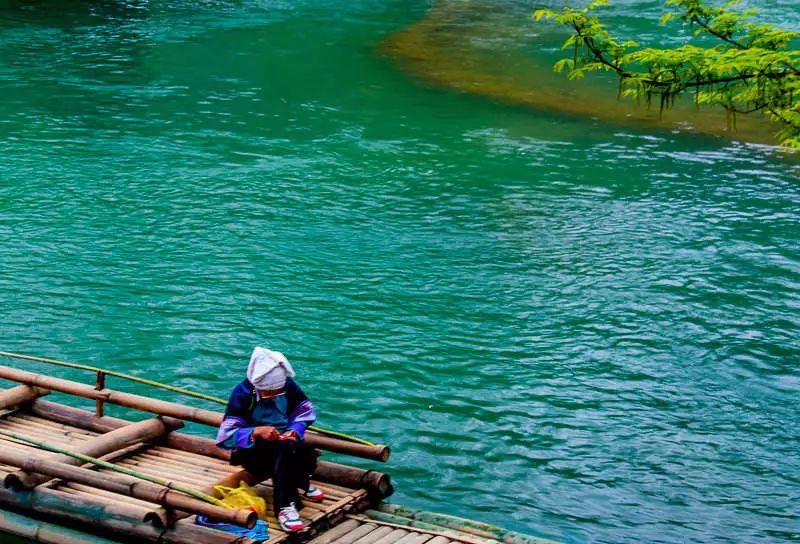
[[215, 377, 316, 450]]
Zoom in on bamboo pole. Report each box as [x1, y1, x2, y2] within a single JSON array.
[[0, 350, 378, 447], [31, 399, 127, 434], [143, 451, 231, 476], [94, 371, 105, 417], [147, 445, 230, 467], [358, 512, 500, 544], [10, 414, 97, 438], [368, 528, 409, 544], [0, 507, 120, 544], [115, 460, 210, 487], [5, 416, 183, 488], [49, 459, 257, 527], [0, 422, 76, 445], [0, 430, 228, 509], [0, 418, 78, 436], [334, 523, 378, 544], [31, 402, 221, 467], [352, 525, 394, 544], [137, 451, 229, 476], [0, 484, 259, 544], [391, 532, 426, 544], [306, 519, 363, 544], [60, 482, 157, 508], [31, 397, 394, 500], [0, 385, 50, 410], [377, 506, 496, 539], [376, 505, 560, 544], [0, 365, 222, 426], [122, 460, 225, 484], [315, 460, 393, 499], [3, 365, 390, 461]]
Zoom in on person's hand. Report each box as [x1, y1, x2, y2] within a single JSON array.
[[279, 430, 299, 442], [252, 426, 279, 442]]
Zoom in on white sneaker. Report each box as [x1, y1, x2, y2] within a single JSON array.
[[304, 484, 325, 502], [278, 502, 304, 532]]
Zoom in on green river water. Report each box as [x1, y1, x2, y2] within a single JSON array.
[[0, 1, 798, 543]]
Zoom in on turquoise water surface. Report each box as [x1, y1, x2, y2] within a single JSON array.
[[0, 1, 798, 543]]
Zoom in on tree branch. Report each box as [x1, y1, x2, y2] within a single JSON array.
[[690, 15, 748, 50]]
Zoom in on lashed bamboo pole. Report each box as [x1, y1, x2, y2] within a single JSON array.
[[0, 507, 120, 544], [358, 512, 500, 544], [391, 532, 426, 544], [138, 450, 230, 474], [141, 453, 231, 478], [94, 371, 105, 417], [333, 522, 378, 544], [31, 399, 127, 434], [0, 422, 92, 445], [123, 459, 226, 484], [0, 483, 259, 544], [307, 518, 363, 544], [0, 447, 256, 527], [315, 460, 393, 499], [5, 417, 183, 488], [11, 414, 97, 438], [368, 528, 409, 544], [0, 365, 221, 426], [0, 385, 50, 410], [29, 397, 394, 497], [352, 525, 395, 544], [0, 421, 77, 443], [0, 350, 377, 448], [2, 365, 391, 461], [1, 430, 228, 509], [29, 403, 184, 464], [61, 481, 155, 507], [377, 506, 495, 539], [376, 505, 559, 544]]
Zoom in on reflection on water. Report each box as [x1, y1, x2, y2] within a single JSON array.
[[379, 0, 780, 146]]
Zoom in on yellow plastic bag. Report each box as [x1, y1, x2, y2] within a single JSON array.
[[214, 481, 268, 520]]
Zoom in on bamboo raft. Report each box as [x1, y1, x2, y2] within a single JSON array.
[[0, 353, 556, 544]]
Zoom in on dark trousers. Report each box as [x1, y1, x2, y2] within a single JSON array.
[[234, 439, 317, 518]]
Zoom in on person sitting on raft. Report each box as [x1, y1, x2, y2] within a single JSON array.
[[216, 346, 324, 532]]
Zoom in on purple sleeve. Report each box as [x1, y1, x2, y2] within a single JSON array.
[[287, 400, 316, 439], [215, 416, 255, 450]]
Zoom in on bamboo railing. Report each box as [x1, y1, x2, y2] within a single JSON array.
[[0, 351, 380, 447], [0, 362, 390, 462]]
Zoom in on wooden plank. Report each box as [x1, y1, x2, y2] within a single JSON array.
[[333, 523, 378, 544], [370, 528, 409, 544], [352, 526, 395, 544], [348, 515, 501, 544], [306, 519, 363, 544], [393, 532, 425, 544], [310, 494, 356, 523]]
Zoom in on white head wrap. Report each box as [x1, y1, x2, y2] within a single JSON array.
[[246, 346, 295, 391]]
